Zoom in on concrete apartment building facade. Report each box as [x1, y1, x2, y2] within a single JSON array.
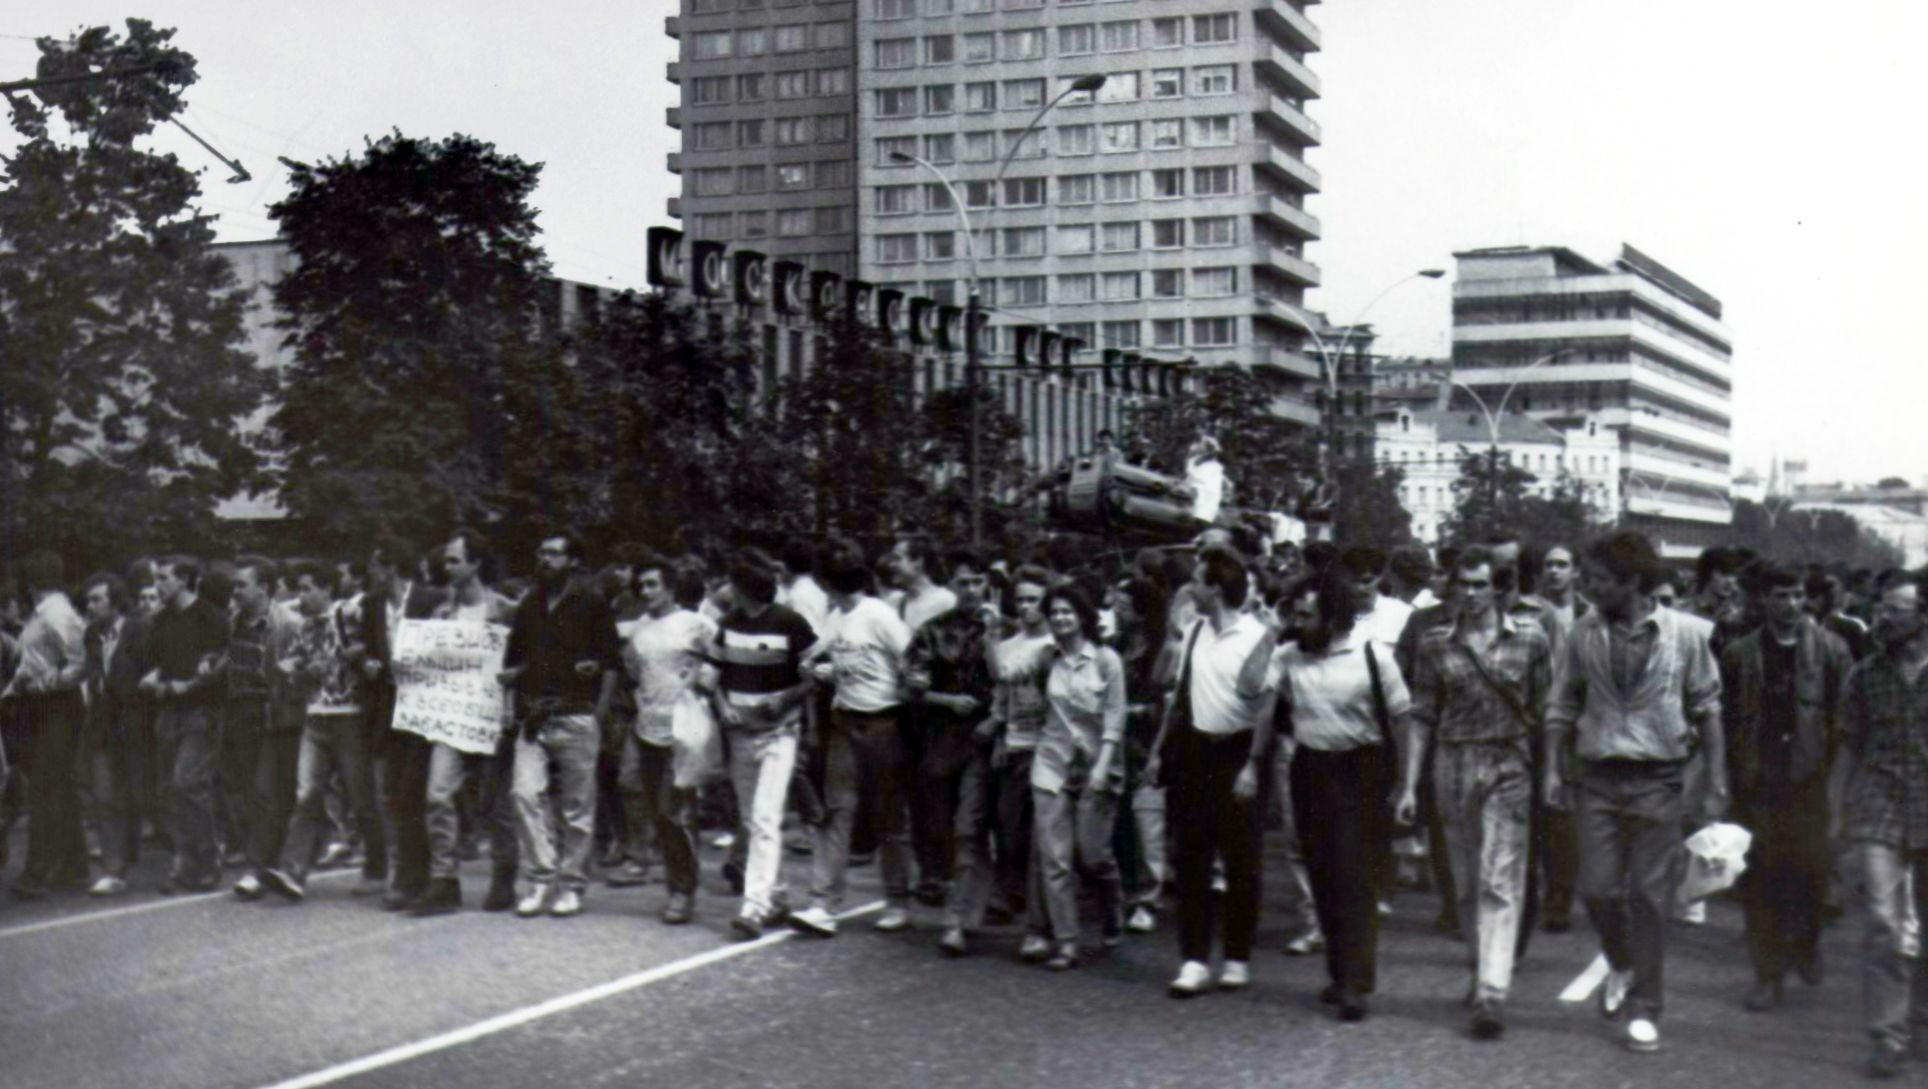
[[666, 0, 1329, 448], [1449, 244, 1734, 558], [1376, 407, 1621, 546]]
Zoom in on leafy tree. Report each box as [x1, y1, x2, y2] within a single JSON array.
[[1442, 447, 1602, 548], [1330, 463, 1412, 547], [1728, 499, 1902, 570], [0, 20, 268, 570], [268, 132, 549, 551], [1877, 476, 1911, 490], [914, 383, 1031, 544], [1123, 365, 1317, 514]]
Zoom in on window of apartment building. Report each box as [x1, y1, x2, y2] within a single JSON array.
[[924, 35, 955, 64], [1059, 24, 1095, 55], [1150, 17, 1184, 47], [1151, 269, 1185, 298], [1100, 21, 1138, 52], [738, 28, 769, 55], [816, 68, 849, 94], [691, 75, 731, 104], [1100, 121, 1139, 152], [1001, 29, 1045, 60], [1100, 221, 1140, 252], [691, 167, 735, 196], [1150, 168, 1185, 198], [876, 37, 916, 68], [774, 24, 809, 52], [964, 179, 998, 208], [875, 135, 917, 164], [877, 87, 917, 117], [1053, 75, 1098, 106], [776, 163, 811, 189], [693, 31, 734, 59], [1152, 319, 1185, 347], [1058, 174, 1095, 204], [1002, 128, 1045, 159], [923, 182, 954, 211], [876, 184, 917, 214], [965, 82, 996, 111], [775, 117, 814, 144], [817, 206, 852, 233], [1150, 68, 1183, 99], [923, 84, 954, 114], [1193, 165, 1236, 195], [878, 0, 916, 18], [925, 0, 954, 12], [1192, 216, 1236, 245], [877, 233, 918, 263], [776, 210, 812, 237], [1192, 64, 1235, 95], [963, 32, 995, 63], [1004, 0, 1044, 10], [1099, 171, 1138, 202], [1149, 119, 1183, 149], [815, 114, 849, 141], [1190, 115, 1235, 146], [1193, 13, 1237, 44], [1059, 323, 1096, 355], [1097, 72, 1138, 102], [1149, 219, 1184, 248], [924, 231, 956, 259], [738, 165, 768, 192], [1192, 267, 1237, 296], [1101, 271, 1140, 301], [1003, 226, 1046, 257], [968, 228, 997, 257], [1058, 273, 1096, 304], [740, 211, 769, 238], [926, 279, 957, 304], [1003, 176, 1045, 206], [924, 132, 956, 163], [693, 121, 732, 150], [692, 0, 734, 12], [815, 160, 851, 186], [1003, 276, 1047, 307], [963, 130, 997, 160], [691, 213, 732, 238], [1057, 124, 1095, 155], [737, 119, 766, 146], [813, 22, 849, 49], [1002, 79, 1045, 110], [1192, 316, 1236, 345], [1102, 320, 1142, 349], [962, 0, 994, 12], [1057, 224, 1095, 254], [776, 71, 811, 98]]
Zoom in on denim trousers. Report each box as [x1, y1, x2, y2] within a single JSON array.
[[282, 713, 382, 882], [1575, 759, 1685, 1022], [618, 733, 701, 898], [1859, 843, 1928, 1049], [90, 717, 146, 878], [154, 706, 219, 883], [426, 738, 517, 882], [810, 708, 911, 911], [1436, 742, 1532, 1002], [247, 724, 301, 875], [511, 713, 600, 892], [218, 700, 267, 859], [944, 748, 1040, 932], [1032, 781, 1123, 946]]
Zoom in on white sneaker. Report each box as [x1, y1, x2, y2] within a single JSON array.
[[1018, 934, 1051, 962], [549, 888, 583, 917], [1219, 960, 1251, 990], [1601, 969, 1634, 1019], [874, 907, 910, 932], [1677, 900, 1706, 926], [1284, 931, 1326, 956], [1626, 1017, 1660, 1053], [1126, 906, 1157, 934], [231, 874, 262, 900], [516, 885, 552, 918], [89, 875, 128, 897], [1169, 959, 1214, 998], [789, 905, 840, 937]]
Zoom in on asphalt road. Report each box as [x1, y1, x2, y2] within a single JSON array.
[[0, 835, 1890, 1089]]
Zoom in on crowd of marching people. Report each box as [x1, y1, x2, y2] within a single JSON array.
[[4, 508, 1928, 1078]]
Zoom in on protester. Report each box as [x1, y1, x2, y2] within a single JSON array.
[[81, 574, 147, 896], [225, 558, 302, 902], [143, 555, 231, 893]]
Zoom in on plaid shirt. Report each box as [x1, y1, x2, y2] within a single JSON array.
[[1843, 643, 1928, 851], [1411, 613, 1552, 745]]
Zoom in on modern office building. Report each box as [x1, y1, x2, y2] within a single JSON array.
[[1449, 244, 1734, 558], [666, 0, 1329, 444]]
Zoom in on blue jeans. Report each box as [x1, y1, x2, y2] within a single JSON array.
[[155, 707, 219, 883], [512, 713, 600, 892], [1575, 759, 1685, 1022], [811, 708, 911, 911], [282, 713, 381, 882], [1860, 843, 1928, 1049]]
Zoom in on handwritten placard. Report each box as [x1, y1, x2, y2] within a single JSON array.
[[389, 619, 512, 755]]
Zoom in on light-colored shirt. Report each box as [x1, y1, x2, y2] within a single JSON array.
[[1033, 641, 1126, 794], [1358, 594, 1414, 650], [778, 574, 830, 635], [1550, 605, 1721, 762], [1270, 630, 1412, 753], [623, 608, 717, 746], [1179, 613, 1277, 736], [10, 591, 87, 695], [1186, 457, 1226, 522], [991, 631, 1056, 752], [821, 595, 912, 713], [900, 585, 957, 635]]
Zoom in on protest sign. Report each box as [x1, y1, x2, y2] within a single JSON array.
[[390, 618, 512, 754]]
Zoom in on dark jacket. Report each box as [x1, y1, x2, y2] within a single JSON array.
[[1720, 618, 1852, 795], [85, 614, 149, 743]]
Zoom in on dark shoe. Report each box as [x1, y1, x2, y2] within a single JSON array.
[[983, 903, 1016, 926], [721, 860, 745, 896], [938, 926, 967, 958], [1045, 943, 1078, 971], [260, 868, 304, 902], [1795, 949, 1823, 987], [1869, 1041, 1906, 1079], [482, 872, 517, 913], [1338, 994, 1368, 1022], [1470, 1001, 1504, 1040], [661, 891, 694, 925], [408, 878, 462, 917], [730, 912, 764, 941], [1744, 980, 1782, 1012], [1320, 984, 1342, 1006]]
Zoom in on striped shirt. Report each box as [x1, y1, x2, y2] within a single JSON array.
[[714, 604, 818, 724]]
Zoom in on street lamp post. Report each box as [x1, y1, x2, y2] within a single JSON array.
[[891, 73, 1105, 549], [1449, 347, 1575, 535]]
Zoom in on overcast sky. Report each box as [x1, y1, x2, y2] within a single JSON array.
[[6, 2, 1923, 486]]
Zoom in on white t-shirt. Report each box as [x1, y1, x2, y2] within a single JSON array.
[[1358, 594, 1414, 650], [1178, 613, 1277, 735], [1269, 631, 1412, 753], [778, 574, 831, 635], [623, 609, 718, 746], [1186, 457, 1226, 523], [822, 595, 913, 713], [900, 585, 957, 635]]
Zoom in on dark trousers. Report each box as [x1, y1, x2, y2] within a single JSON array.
[[912, 710, 977, 893], [618, 735, 698, 896], [248, 727, 302, 874], [383, 726, 433, 896], [1739, 778, 1829, 984], [1170, 724, 1263, 964], [1541, 806, 1580, 923], [90, 717, 145, 878], [155, 706, 220, 883], [283, 713, 383, 882], [1575, 759, 1685, 1022], [220, 700, 270, 861], [1293, 743, 1391, 997], [21, 692, 88, 885]]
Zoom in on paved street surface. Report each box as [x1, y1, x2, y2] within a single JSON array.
[[0, 834, 1886, 1089]]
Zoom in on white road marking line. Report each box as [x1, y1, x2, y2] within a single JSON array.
[[0, 869, 357, 940], [254, 900, 888, 1089], [1560, 952, 1611, 1003]]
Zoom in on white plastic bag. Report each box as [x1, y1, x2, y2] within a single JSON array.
[[1678, 821, 1753, 902], [670, 691, 724, 789]]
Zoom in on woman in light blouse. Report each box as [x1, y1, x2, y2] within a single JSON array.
[[1031, 584, 1128, 971]]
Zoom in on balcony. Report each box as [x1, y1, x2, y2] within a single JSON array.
[[666, 106, 682, 130], [667, 197, 682, 219], [1252, 294, 1319, 334], [1251, 242, 1321, 287], [666, 152, 682, 175], [1256, 0, 1321, 53], [1257, 143, 1322, 193], [1254, 192, 1321, 240], [665, 15, 680, 39], [666, 61, 682, 84], [1246, 344, 1321, 379], [1254, 90, 1321, 147], [1268, 395, 1322, 428], [1256, 44, 1322, 100]]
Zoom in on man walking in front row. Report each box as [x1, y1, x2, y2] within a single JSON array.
[[144, 556, 231, 893], [1544, 531, 1724, 1054], [1838, 569, 1928, 1079], [1398, 547, 1553, 1039]]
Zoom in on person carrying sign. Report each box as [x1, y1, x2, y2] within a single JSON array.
[[1396, 546, 1553, 1041]]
